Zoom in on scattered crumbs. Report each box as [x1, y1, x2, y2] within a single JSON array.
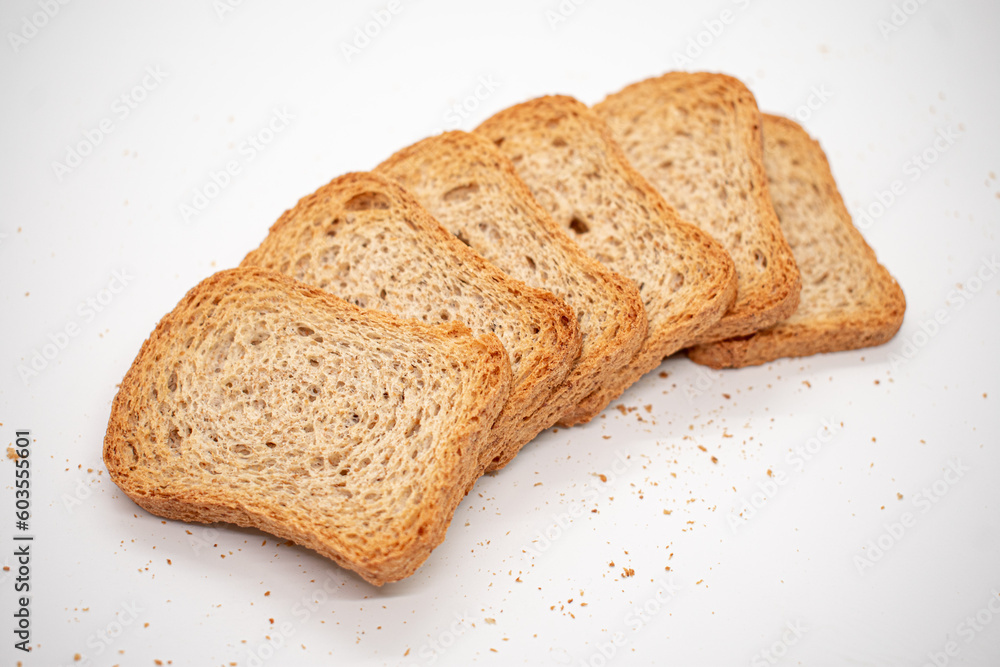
[[698, 445, 707, 452], [490, 648, 498, 653], [802, 380, 811, 388], [622, 568, 635, 578], [404, 648, 410, 657], [766, 469, 773, 478], [6, 447, 17, 460], [265, 591, 271, 596], [644, 405, 652, 413], [696, 579, 704, 585], [897, 493, 904, 500], [609, 561, 615, 568], [711, 456, 718, 464], [270, 618, 275, 625], [597, 474, 607, 483], [722, 393, 731, 399], [485, 618, 496, 625], [155, 661, 163, 666], [616, 405, 627, 416], [659, 372, 669, 378]]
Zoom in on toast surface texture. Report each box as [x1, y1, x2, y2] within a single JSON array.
[[376, 131, 647, 428], [594, 72, 801, 343], [688, 115, 906, 368], [476, 96, 737, 417], [103, 268, 513, 585], [241, 172, 581, 471]]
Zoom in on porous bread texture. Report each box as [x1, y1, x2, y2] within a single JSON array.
[[594, 71, 802, 343], [375, 130, 647, 429], [475, 96, 737, 419], [688, 115, 906, 368], [103, 268, 513, 586], [241, 172, 581, 472]]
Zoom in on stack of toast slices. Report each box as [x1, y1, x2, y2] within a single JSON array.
[[104, 71, 906, 585]]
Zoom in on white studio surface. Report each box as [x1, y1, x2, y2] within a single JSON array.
[[1, 1, 999, 665]]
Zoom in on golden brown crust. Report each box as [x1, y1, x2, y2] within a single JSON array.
[[241, 172, 582, 471], [375, 131, 648, 438], [476, 96, 737, 418], [103, 268, 512, 585], [594, 72, 801, 343], [688, 115, 906, 368]]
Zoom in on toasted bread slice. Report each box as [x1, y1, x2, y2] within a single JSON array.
[[375, 131, 647, 430], [688, 115, 906, 368], [241, 172, 581, 471], [594, 72, 802, 343], [476, 96, 737, 418], [103, 268, 513, 585]]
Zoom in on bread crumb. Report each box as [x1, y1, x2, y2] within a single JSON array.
[[663, 509, 672, 515], [6, 447, 17, 460], [897, 493, 903, 500], [74, 655, 81, 662], [722, 393, 731, 399], [597, 474, 607, 483], [802, 380, 811, 388], [485, 618, 496, 624], [766, 469, 773, 477], [711, 456, 718, 464], [622, 568, 635, 577], [698, 445, 707, 452], [264, 591, 271, 596], [658, 371, 669, 378]]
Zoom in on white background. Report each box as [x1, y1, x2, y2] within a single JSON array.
[[2, 1, 999, 665]]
